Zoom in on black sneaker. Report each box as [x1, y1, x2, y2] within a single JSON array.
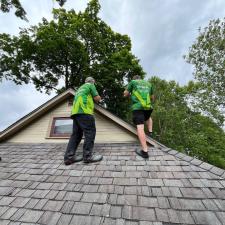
[[83, 154, 103, 163], [64, 155, 83, 165], [146, 131, 153, 138], [135, 149, 149, 159]]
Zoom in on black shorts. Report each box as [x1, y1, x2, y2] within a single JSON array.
[[132, 109, 153, 125]]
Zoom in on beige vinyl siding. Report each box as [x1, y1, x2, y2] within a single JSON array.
[[6, 101, 71, 143], [95, 113, 137, 143], [6, 99, 137, 143]]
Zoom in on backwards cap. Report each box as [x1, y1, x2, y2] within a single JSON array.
[[85, 77, 95, 83]]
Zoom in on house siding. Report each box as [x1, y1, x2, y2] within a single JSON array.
[[6, 99, 137, 143]]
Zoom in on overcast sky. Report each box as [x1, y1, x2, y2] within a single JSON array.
[[0, 0, 225, 131]]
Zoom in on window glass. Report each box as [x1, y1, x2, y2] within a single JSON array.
[[50, 118, 72, 137]]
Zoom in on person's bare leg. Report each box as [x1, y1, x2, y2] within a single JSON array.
[[146, 117, 153, 132], [137, 124, 148, 152]]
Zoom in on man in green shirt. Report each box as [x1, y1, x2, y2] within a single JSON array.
[[124, 75, 154, 158], [64, 77, 103, 165]]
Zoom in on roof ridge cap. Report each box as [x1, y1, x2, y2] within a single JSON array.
[[160, 147, 225, 178]]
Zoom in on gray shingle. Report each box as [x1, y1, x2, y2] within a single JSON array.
[[38, 211, 61, 225], [10, 197, 30, 208], [199, 162, 213, 170], [45, 190, 59, 199], [0, 197, 15, 206], [34, 199, 48, 210], [70, 202, 92, 215], [61, 201, 74, 214], [180, 187, 206, 198], [32, 190, 49, 199], [1, 207, 18, 220], [110, 206, 122, 218], [191, 211, 221, 225], [57, 214, 73, 225], [70, 215, 102, 225], [64, 192, 83, 201], [176, 210, 195, 224], [178, 198, 206, 210], [132, 206, 156, 221], [24, 198, 39, 209], [19, 209, 43, 223], [138, 196, 158, 208], [0, 143, 225, 224], [146, 179, 164, 187], [122, 206, 132, 220], [102, 218, 116, 225], [16, 189, 35, 197], [0, 206, 10, 217], [157, 197, 170, 209], [81, 185, 99, 193], [0, 219, 10, 225], [155, 208, 169, 222], [0, 187, 14, 196], [117, 195, 137, 206], [81, 193, 108, 203], [43, 200, 64, 212], [216, 212, 225, 225], [10, 208, 26, 221]]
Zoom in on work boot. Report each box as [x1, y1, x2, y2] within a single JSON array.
[[135, 149, 149, 159], [83, 154, 103, 163], [64, 155, 83, 165]]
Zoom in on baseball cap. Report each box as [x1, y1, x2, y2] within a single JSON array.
[[85, 77, 95, 83]]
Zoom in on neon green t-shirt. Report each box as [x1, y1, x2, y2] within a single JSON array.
[[127, 79, 154, 111], [71, 83, 99, 115]]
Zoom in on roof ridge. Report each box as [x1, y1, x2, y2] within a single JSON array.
[[160, 147, 225, 178]]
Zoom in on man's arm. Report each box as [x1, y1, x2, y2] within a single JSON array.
[[151, 95, 155, 103], [90, 84, 101, 103], [150, 84, 155, 103], [123, 90, 130, 97], [93, 95, 101, 103], [124, 81, 132, 97]]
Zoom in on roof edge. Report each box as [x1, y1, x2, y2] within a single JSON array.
[[160, 147, 225, 178], [0, 89, 75, 142]]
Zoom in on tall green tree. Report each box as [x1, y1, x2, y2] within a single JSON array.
[[0, 0, 66, 21], [185, 18, 225, 126], [0, 0, 144, 118], [150, 77, 225, 169]]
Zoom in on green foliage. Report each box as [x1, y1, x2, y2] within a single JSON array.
[[0, 0, 144, 118], [0, 0, 66, 21], [185, 18, 225, 126], [0, 0, 27, 20], [150, 77, 225, 169]]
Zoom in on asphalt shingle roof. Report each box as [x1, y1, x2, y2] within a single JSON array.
[[0, 143, 225, 225]]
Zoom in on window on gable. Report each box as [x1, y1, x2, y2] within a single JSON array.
[[50, 117, 73, 137]]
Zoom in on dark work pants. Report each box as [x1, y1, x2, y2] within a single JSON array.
[[64, 114, 96, 161]]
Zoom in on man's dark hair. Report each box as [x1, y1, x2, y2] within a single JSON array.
[[132, 75, 141, 80]]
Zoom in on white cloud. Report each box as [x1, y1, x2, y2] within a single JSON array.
[[0, 80, 54, 130]]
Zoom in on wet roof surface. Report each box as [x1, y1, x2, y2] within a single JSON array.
[[0, 143, 225, 225]]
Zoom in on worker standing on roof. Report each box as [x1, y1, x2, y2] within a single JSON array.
[[124, 75, 154, 159], [64, 77, 103, 165]]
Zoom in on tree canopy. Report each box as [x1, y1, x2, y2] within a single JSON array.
[[0, 0, 66, 21], [150, 77, 225, 169], [0, 0, 144, 118], [185, 18, 225, 126]]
